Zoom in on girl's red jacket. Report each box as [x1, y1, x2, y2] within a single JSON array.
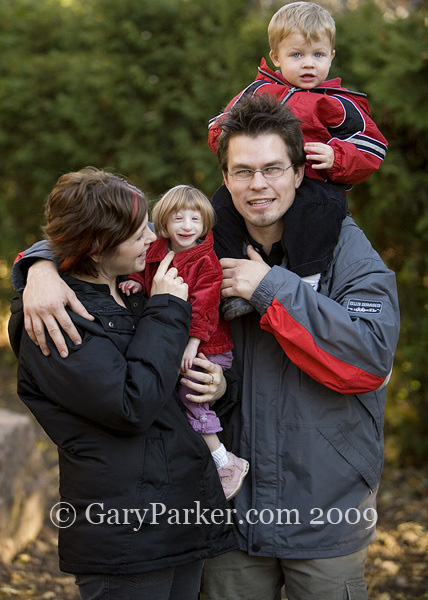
[[130, 231, 233, 355]]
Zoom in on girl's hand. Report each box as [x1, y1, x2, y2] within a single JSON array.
[[118, 280, 142, 296], [181, 353, 226, 404], [181, 337, 200, 372]]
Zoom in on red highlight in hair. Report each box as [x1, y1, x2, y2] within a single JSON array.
[[132, 189, 140, 220], [59, 236, 96, 273]]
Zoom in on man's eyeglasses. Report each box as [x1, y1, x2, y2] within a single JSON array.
[[227, 164, 294, 181]]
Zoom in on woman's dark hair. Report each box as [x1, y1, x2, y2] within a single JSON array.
[[43, 166, 148, 277]]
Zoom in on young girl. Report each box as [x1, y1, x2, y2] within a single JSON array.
[[120, 184, 249, 500]]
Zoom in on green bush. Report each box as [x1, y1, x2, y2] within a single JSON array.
[[0, 0, 426, 465]]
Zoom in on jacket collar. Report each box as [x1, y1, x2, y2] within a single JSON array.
[[61, 274, 144, 315]]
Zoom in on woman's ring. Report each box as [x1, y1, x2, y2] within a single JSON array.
[[209, 374, 214, 386]]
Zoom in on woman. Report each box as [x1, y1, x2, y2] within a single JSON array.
[[13, 167, 236, 600]]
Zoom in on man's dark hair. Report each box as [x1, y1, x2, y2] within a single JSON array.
[[216, 94, 306, 173]]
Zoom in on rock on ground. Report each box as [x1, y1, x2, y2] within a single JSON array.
[[0, 408, 46, 563]]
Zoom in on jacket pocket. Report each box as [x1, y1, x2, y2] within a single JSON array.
[[316, 425, 381, 492], [140, 436, 171, 504], [355, 391, 384, 438]]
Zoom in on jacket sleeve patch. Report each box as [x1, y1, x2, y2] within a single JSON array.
[[347, 299, 383, 314]]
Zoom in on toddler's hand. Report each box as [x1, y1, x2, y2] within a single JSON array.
[[118, 280, 143, 296], [304, 142, 334, 170], [181, 355, 194, 373], [181, 337, 200, 372]]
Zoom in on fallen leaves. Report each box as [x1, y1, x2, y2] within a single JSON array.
[[365, 466, 428, 600]]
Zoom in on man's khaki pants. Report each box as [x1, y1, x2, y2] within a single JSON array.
[[200, 547, 368, 600]]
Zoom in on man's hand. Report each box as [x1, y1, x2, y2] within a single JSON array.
[[220, 245, 271, 300], [304, 142, 335, 170], [23, 260, 94, 358]]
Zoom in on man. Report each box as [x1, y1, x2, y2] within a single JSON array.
[[12, 96, 399, 599], [201, 94, 399, 599]]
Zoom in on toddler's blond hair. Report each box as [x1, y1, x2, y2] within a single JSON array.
[[268, 2, 336, 52]]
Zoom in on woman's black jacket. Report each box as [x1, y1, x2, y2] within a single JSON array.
[[14, 276, 237, 574]]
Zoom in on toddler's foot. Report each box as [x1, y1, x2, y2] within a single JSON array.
[[222, 297, 254, 321], [217, 452, 249, 501]]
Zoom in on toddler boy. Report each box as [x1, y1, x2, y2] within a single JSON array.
[[209, 2, 387, 319]]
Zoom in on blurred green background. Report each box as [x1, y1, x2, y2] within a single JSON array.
[[0, 0, 426, 466]]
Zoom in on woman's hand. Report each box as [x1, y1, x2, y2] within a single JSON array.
[[150, 251, 188, 301], [180, 353, 227, 404]]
